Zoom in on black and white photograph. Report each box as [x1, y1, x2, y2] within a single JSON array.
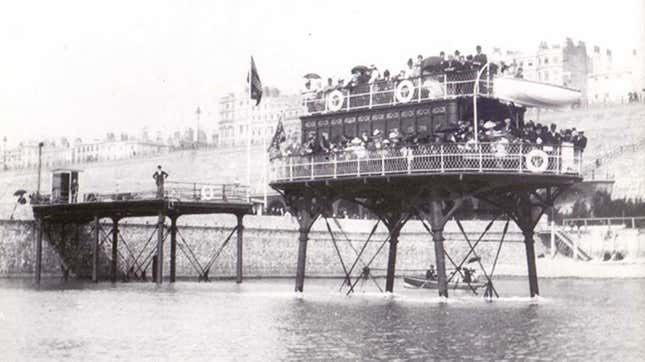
[[1, 0, 644, 360]]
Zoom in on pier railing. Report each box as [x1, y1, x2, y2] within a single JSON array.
[[270, 142, 582, 182], [303, 70, 492, 115], [33, 182, 249, 205]]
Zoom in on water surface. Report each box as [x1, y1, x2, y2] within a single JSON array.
[[1, 278, 643, 361]]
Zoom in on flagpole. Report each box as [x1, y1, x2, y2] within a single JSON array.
[[246, 57, 252, 203]]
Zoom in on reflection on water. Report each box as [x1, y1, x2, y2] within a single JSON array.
[[1, 278, 644, 360]]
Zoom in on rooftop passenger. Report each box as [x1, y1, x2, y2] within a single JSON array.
[[473, 45, 487, 69]]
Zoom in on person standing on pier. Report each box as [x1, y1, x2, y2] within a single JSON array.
[[153, 165, 169, 198]]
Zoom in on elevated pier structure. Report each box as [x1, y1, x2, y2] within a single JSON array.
[[32, 179, 252, 285]]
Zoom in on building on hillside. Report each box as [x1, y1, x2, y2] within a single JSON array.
[[218, 87, 303, 147], [500, 39, 591, 103]]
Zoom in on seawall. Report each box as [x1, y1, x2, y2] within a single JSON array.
[[0, 215, 538, 279]]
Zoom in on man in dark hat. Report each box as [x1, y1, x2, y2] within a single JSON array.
[[472, 45, 487, 70], [152, 165, 169, 198]]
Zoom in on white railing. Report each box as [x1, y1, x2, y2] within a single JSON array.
[[303, 70, 492, 115], [270, 143, 582, 182]]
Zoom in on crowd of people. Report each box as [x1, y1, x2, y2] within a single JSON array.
[[303, 45, 523, 94], [271, 117, 587, 161]]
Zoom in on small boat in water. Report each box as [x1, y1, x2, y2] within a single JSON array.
[[403, 275, 486, 291]]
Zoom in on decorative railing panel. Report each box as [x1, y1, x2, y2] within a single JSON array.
[[270, 143, 582, 182], [303, 71, 492, 115]]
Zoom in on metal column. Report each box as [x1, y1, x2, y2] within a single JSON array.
[[35, 218, 43, 285], [111, 218, 119, 282], [169, 216, 177, 283], [430, 201, 449, 298], [156, 213, 164, 284], [236, 214, 244, 284], [523, 230, 540, 297], [384, 229, 399, 293], [92, 216, 99, 283], [295, 225, 309, 293]]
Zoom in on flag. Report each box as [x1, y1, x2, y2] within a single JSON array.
[[267, 118, 286, 152], [248, 56, 263, 106]]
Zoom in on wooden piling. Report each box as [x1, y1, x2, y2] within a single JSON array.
[[295, 225, 309, 293], [236, 214, 244, 284]]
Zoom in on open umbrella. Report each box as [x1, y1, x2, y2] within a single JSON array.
[[303, 73, 321, 80], [421, 56, 443, 71], [351, 65, 370, 74], [13, 189, 27, 197]]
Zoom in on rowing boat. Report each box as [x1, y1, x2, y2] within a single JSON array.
[[403, 275, 486, 290]]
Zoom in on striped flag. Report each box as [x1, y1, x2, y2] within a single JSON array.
[[248, 56, 263, 106]]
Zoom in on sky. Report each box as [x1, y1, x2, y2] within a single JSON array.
[[1, 0, 643, 147]]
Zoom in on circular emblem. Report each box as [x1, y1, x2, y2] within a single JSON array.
[[396, 80, 415, 103], [201, 186, 215, 200], [327, 90, 344, 111], [525, 149, 549, 173]]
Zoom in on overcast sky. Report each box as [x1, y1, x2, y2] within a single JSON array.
[[1, 0, 643, 146]]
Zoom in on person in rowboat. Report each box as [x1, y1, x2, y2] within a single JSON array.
[[426, 265, 436, 280]]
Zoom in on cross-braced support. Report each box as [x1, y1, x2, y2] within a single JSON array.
[[156, 213, 165, 284], [111, 217, 119, 282], [34, 217, 43, 285], [481, 186, 565, 297], [283, 187, 334, 293], [92, 216, 100, 282], [416, 196, 464, 298]]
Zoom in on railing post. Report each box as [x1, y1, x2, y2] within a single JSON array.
[[357, 156, 361, 177], [519, 143, 523, 173], [440, 145, 445, 172], [369, 85, 373, 109], [478, 143, 483, 172], [310, 155, 314, 180], [417, 78, 421, 102], [632, 217, 636, 229], [381, 152, 385, 176], [289, 157, 293, 181], [443, 74, 448, 97], [556, 147, 561, 174], [333, 154, 337, 178], [346, 91, 350, 111]]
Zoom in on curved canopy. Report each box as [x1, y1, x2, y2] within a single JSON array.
[[493, 77, 581, 108]]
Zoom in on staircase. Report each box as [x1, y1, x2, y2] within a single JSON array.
[[537, 225, 593, 261]]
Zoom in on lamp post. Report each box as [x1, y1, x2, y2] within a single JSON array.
[[36, 142, 44, 200]]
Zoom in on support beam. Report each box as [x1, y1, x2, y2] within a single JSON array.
[[384, 228, 400, 292], [92, 216, 100, 282], [170, 216, 177, 283], [34, 218, 43, 285], [523, 230, 539, 297], [156, 213, 164, 284], [429, 200, 449, 298], [236, 214, 244, 284], [111, 218, 119, 283]]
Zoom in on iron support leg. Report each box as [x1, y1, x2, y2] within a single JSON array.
[[524, 230, 539, 297], [170, 217, 177, 283], [111, 218, 119, 282], [385, 230, 400, 293], [35, 218, 43, 285], [92, 216, 99, 282], [430, 201, 449, 298], [295, 226, 309, 293], [236, 214, 244, 284], [156, 213, 164, 284]]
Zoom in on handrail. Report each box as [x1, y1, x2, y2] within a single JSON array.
[[32, 182, 250, 205], [270, 142, 582, 182], [303, 70, 492, 115], [562, 216, 645, 229]]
